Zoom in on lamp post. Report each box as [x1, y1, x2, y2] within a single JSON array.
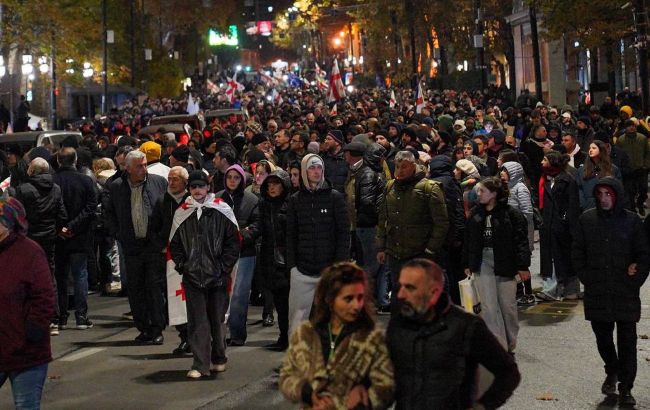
[[83, 62, 94, 118]]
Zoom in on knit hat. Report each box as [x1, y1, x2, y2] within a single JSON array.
[[247, 148, 266, 164], [577, 116, 591, 126], [139, 141, 162, 162], [455, 159, 478, 176], [171, 145, 190, 163], [327, 129, 345, 145], [251, 133, 269, 146], [620, 105, 633, 117], [28, 146, 52, 162], [488, 129, 506, 145], [0, 197, 28, 234]]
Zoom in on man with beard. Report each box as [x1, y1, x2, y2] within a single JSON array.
[[386, 258, 520, 409], [322, 130, 348, 193]]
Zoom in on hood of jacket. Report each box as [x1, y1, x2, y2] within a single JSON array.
[[300, 153, 326, 191], [260, 169, 291, 202], [364, 143, 386, 172], [28, 173, 54, 192], [593, 176, 625, 216], [223, 164, 246, 195], [502, 161, 525, 188], [428, 155, 454, 178]]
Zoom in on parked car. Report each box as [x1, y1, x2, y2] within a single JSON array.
[[149, 114, 203, 131], [204, 108, 249, 129], [0, 131, 83, 154]]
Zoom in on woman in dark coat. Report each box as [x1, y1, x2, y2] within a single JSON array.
[[537, 151, 581, 301], [0, 197, 56, 409], [259, 170, 292, 351], [462, 177, 531, 353]]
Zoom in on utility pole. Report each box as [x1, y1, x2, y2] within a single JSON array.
[[634, 0, 649, 115], [474, 0, 486, 91], [50, 36, 57, 129], [529, 2, 543, 102], [102, 0, 108, 114], [130, 0, 135, 87], [407, 0, 417, 77]]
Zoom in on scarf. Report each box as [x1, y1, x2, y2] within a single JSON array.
[[538, 166, 562, 209]]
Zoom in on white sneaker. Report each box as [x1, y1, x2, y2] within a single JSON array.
[[186, 369, 203, 379], [211, 363, 227, 373], [50, 327, 59, 336]]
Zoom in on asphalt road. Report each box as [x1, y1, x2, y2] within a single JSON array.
[[1, 250, 650, 410]]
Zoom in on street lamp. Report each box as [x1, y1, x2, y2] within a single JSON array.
[[38, 57, 49, 74], [82, 62, 94, 78], [21, 54, 33, 75], [0, 56, 5, 78]]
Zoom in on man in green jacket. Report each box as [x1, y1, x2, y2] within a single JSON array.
[[616, 120, 650, 215], [376, 150, 449, 306]]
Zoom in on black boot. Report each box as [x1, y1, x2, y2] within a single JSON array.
[[173, 341, 190, 355], [618, 384, 636, 406], [601, 374, 617, 395], [263, 313, 275, 327]]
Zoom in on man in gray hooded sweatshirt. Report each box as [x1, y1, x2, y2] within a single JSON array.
[[286, 154, 350, 335]]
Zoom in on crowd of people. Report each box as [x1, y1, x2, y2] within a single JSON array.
[[1, 80, 649, 409]]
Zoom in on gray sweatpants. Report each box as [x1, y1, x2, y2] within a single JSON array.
[[288, 267, 320, 337], [476, 248, 519, 353], [185, 283, 229, 375]]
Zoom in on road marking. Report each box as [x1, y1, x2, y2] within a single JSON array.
[[59, 347, 105, 362]]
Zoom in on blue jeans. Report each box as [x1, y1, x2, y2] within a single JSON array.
[[54, 252, 89, 321], [355, 228, 389, 307], [0, 363, 48, 410], [228, 256, 256, 342]]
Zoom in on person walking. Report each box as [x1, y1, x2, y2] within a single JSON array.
[[576, 140, 621, 211], [286, 154, 349, 335], [573, 177, 649, 406], [387, 258, 520, 409], [280, 262, 394, 410], [169, 171, 240, 379], [462, 177, 531, 353], [0, 197, 56, 410]]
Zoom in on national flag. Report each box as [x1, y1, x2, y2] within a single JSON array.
[[271, 88, 283, 105], [415, 82, 426, 114], [389, 90, 397, 108], [206, 79, 219, 94], [330, 103, 337, 117], [260, 71, 278, 86], [166, 194, 239, 326], [225, 77, 244, 103], [327, 58, 346, 103]]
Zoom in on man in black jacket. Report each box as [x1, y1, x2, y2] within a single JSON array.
[[286, 153, 349, 336], [106, 150, 168, 344], [151, 166, 190, 355], [53, 148, 97, 330], [322, 129, 348, 193], [169, 171, 240, 379], [573, 177, 650, 406], [386, 258, 520, 409]]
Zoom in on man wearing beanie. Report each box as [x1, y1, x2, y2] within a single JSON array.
[[286, 153, 349, 335], [322, 129, 348, 193], [140, 141, 170, 180], [170, 145, 191, 171], [576, 116, 595, 149], [573, 177, 649, 406]]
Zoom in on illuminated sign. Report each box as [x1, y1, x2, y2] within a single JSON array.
[[257, 21, 272, 36], [209, 25, 238, 46]]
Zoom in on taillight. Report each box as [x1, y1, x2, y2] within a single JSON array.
[[178, 133, 189, 145]]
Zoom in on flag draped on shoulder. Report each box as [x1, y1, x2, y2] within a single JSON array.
[[166, 194, 239, 326], [327, 58, 346, 103]]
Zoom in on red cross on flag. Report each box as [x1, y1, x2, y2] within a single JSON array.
[[389, 90, 397, 108], [225, 77, 244, 103], [327, 58, 346, 103], [415, 82, 426, 114]]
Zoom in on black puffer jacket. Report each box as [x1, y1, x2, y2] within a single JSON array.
[[169, 196, 241, 289], [387, 294, 520, 410], [574, 177, 650, 322], [287, 180, 349, 276], [462, 201, 531, 278], [322, 150, 348, 193], [429, 155, 465, 245], [53, 166, 97, 252], [259, 170, 291, 289], [350, 161, 385, 228], [216, 164, 260, 258], [105, 173, 167, 254], [14, 174, 68, 243]]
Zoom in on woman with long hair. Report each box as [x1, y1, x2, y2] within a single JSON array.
[[576, 140, 622, 210], [536, 151, 581, 301], [280, 262, 394, 409], [462, 177, 531, 354]]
